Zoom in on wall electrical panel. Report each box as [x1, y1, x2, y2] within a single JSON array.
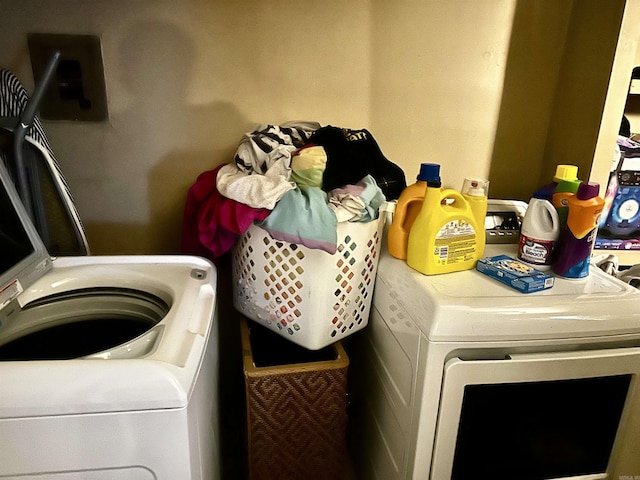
[[27, 33, 108, 122]]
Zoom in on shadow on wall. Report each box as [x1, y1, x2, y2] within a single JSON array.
[[488, 1, 574, 202], [91, 19, 251, 479], [86, 19, 246, 255], [488, 0, 625, 201]]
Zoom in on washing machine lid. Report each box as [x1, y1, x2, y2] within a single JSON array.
[[374, 244, 640, 342], [0, 158, 52, 312]]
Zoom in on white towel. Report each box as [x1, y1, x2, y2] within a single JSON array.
[[216, 161, 295, 210]]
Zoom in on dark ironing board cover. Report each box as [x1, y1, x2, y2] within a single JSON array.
[[0, 68, 89, 255]]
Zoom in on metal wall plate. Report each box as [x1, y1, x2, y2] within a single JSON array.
[[28, 33, 108, 122]]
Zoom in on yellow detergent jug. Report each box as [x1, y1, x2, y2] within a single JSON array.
[[388, 163, 441, 259], [407, 184, 482, 275]]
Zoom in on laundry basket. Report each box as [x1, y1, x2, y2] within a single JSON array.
[[232, 213, 385, 350]]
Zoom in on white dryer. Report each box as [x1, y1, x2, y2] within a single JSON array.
[[352, 241, 640, 480], [0, 154, 219, 478]]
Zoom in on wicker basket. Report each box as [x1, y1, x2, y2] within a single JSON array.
[[232, 214, 385, 350], [241, 317, 350, 480]]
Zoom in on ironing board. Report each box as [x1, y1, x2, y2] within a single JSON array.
[[0, 55, 89, 255]]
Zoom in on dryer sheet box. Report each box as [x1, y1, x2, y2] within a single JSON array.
[[476, 255, 555, 293]]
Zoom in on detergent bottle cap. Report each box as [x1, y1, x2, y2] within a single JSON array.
[[555, 179, 580, 194], [462, 177, 489, 197], [553, 165, 579, 183], [576, 182, 600, 200], [532, 189, 550, 200], [417, 163, 441, 183]]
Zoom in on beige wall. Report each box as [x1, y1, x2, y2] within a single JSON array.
[[0, 0, 636, 254], [0, 0, 516, 254], [592, 0, 640, 186]]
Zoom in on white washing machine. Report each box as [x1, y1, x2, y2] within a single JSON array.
[[0, 156, 219, 478], [352, 241, 640, 480]]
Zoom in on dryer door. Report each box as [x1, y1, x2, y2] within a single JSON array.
[[431, 348, 640, 480]]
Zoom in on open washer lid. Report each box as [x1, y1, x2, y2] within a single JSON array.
[[0, 152, 52, 311]]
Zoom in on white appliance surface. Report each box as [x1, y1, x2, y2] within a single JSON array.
[[354, 242, 640, 480], [0, 118, 219, 479], [377, 243, 640, 342], [0, 255, 220, 480]]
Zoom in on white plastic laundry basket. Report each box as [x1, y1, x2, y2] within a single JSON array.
[[232, 214, 385, 350]]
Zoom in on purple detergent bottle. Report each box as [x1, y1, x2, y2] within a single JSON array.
[[552, 182, 605, 279]]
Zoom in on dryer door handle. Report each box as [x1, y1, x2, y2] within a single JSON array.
[[507, 346, 640, 362]]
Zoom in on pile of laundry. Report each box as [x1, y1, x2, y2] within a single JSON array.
[[182, 121, 406, 260]]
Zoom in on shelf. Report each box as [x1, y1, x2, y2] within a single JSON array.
[[630, 79, 640, 95]]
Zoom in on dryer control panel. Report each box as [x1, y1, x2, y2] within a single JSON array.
[[485, 199, 527, 244]]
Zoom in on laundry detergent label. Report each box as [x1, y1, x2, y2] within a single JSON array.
[[433, 220, 477, 265], [0, 279, 23, 312], [518, 235, 554, 266]]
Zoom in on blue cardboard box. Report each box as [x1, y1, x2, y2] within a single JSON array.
[[476, 255, 555, 293]]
